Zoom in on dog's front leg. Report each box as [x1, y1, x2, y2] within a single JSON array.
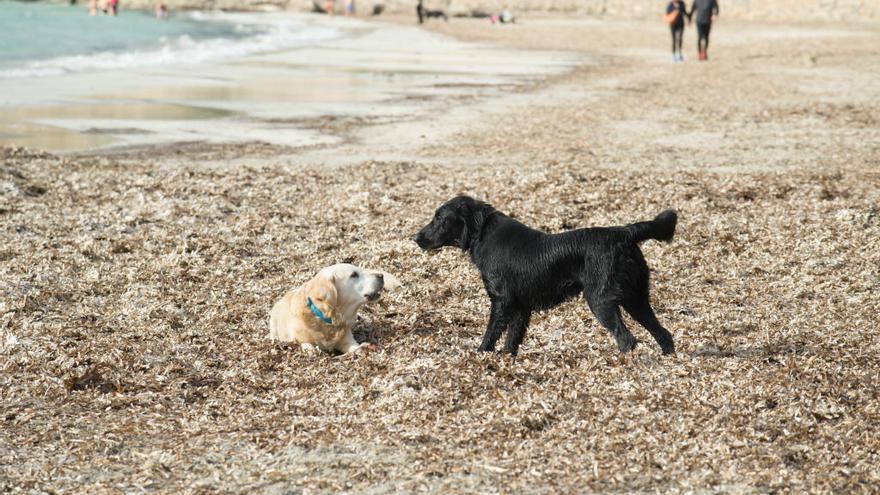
[[502, 308, 532, 356], [336, 329, 369, 354], [300, 343, 322, 354], [478, 300, 511, 352]]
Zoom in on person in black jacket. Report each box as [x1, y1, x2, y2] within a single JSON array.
[[689, 0, 719, 61], [666, 0, 689, 62]]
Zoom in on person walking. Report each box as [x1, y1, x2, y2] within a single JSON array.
[[665, 0, 689, 62], [689, 0, 719, 61], [155, 1, 168, 19]]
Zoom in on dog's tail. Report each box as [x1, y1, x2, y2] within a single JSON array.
[[625, 210, 677, 243]]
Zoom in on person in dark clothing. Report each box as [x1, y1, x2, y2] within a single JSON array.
[[689, 0, 719, 60], [666, 0, 689, 62]]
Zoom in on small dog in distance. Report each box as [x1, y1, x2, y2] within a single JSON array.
[[417, 0, 448, 23]]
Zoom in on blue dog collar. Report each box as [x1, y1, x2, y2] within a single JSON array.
[[306, 297, 333, 325]]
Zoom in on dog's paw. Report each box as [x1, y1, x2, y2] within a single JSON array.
[[300, 343, 322, 354], [617, 335, 637, 353], [345, 342, 378, 354]]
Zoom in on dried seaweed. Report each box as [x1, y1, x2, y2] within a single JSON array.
[[2, 143, 878, 493]]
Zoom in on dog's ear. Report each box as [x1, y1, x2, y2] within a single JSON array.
[[306, 273, 338, 319], [457, 214, 471, 250], [454, 198, 473, 250], [457, 199, 491, 251]]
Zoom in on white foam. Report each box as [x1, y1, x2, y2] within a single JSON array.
[[0, 13, 340, 79]]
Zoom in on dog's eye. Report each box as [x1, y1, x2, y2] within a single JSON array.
[[350, 272, 359, 279]]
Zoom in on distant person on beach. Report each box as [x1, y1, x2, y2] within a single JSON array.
[[490, 10, 515, 24], [155, 1, 168, 19], [665, 0, 689, 62], [345, 0, 355, 15], [689, 0, 719, 61], [89, 0, 98, 15], [102, 0, 119, 15], [324, 0, 334, 15]]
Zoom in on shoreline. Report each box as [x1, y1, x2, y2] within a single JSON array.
[[0, 12, 876, 174], [0, 12, 578, 156], [4, 5, 876, 165], [44, 0, 880, 21]]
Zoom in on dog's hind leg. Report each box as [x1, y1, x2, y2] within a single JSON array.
[[479, 300, 512, 352], [502, 308, 532, 356], [586, 295, 636, 353], [622, 298, 675, 355]]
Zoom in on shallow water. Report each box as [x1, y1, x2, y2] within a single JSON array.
[[0, 2, 337, 78]]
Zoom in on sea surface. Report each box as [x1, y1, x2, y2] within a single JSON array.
[[0, 1, 339, 78]]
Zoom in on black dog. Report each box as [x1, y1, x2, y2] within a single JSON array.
[[417, 0, 448, 23], [415, 196, 678, 356]]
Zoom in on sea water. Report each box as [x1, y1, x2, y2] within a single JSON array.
[[0, 1, 339, 78]]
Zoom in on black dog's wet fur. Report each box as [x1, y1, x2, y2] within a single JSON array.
[[415, 196, 678, 356]]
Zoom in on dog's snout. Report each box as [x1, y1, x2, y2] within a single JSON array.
[[414, 230, 432, 250]]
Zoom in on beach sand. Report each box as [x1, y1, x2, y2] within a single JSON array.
[[2, 14, 879, 493]]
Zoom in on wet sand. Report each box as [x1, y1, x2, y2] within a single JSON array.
[[0, 14, 575, 153]]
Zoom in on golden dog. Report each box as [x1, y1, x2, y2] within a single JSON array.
[[269, 263, 400, 353]]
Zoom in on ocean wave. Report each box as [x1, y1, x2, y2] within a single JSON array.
[[0, 13, 339, 79]]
